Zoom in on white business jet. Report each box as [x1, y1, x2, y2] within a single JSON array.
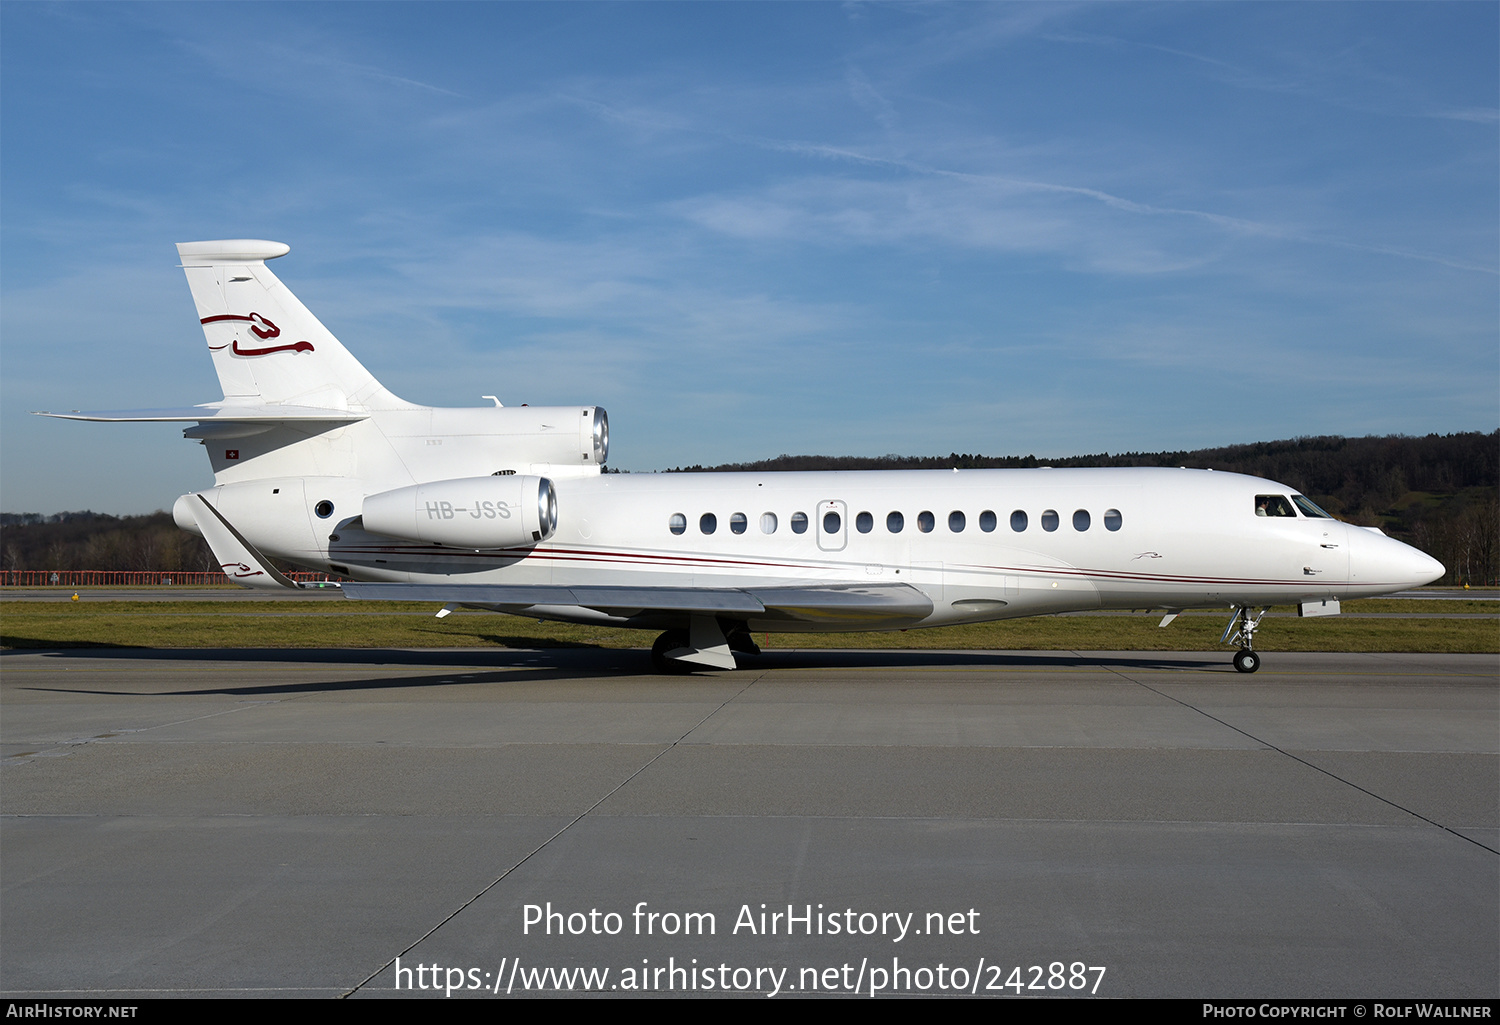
[[40, 240, 1444, 673]]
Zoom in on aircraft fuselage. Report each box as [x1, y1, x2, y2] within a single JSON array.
[[193, 465, 1439, 632]]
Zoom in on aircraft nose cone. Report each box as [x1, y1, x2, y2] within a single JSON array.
[[1389, 540, 1445, 588], [1351, 528, 1444, 591], [1411, 549, 1445, 587]]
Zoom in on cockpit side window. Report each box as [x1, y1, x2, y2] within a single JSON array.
[[1254, 495, 1296, 517], [1291, 495, 1333, 519]]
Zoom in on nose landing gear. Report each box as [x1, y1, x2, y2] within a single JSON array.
[[1222, 606, 1268, 673]]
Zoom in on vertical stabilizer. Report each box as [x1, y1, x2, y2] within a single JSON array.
[[176, 240, 405, 411]]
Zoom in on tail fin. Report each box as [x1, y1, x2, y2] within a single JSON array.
[[177, 240, 405, 411]]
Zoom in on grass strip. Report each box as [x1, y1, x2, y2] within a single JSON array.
[[3, 600, 1494, 652]]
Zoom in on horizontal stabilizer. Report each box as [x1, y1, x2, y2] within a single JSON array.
[[34, 405, 367, 424], [342, 581, 933, 623]]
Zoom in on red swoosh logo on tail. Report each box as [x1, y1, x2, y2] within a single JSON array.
[[201, 313, 314, 356], [233, 340, 314, 356], [246, 313, 279, 339]]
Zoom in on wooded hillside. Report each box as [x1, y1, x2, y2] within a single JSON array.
[[1, 511, 214, 575]]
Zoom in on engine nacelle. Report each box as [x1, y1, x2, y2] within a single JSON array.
[[416, 405, 608, 479], [362, 475, 557, 548]]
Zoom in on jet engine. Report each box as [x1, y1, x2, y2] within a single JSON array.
[[417, 405, 608, 479], [362, 475, 557, 548]]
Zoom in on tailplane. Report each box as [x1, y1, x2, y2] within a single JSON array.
[[177, 240, 404, 411]]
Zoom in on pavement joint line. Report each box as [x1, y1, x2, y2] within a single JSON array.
[[1, 702, 278, 765], [338, 668, 768, 999], [1360, 650, 1500, 677], [1103, 664, 1500, 858]]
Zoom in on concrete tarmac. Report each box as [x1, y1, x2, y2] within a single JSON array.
[[1, 646, 1495, 999]]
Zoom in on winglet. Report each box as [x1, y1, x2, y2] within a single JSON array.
[[187, 493, 303, 590]]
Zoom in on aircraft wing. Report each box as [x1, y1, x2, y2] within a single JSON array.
[[341, 581, 933, 625]]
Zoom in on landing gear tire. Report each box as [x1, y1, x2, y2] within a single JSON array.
[[1233, 649, 1261, 674], [651, 629, 693, 674]]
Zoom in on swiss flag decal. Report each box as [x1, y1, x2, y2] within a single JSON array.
[[225, 449, 239, 460]]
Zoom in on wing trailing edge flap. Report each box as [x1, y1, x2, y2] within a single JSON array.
[[341, 581, 933, 623]]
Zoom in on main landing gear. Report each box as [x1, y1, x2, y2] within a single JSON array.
[[1222, 606, 1268, 673], [650, 617, 760, 674], [650, 630, 693, 674]]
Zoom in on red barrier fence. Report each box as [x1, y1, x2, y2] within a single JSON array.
[[1, 570, 341, 587]]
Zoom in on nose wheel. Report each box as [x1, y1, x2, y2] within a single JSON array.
[[1222, 606, 1268, 673]]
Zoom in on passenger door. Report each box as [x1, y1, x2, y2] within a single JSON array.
[[816, 500, 847, 552]]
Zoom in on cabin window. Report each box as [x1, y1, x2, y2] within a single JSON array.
[[669, 512, 686, 535], [730, 512, 747, 534], [887, 511, 904, 533], [1041, 509, 1059, 532], [1292, 495, 1333, 519], [1010, 510, 1028, 532], [791, 512, 809, 534], [760, 512, 778, 534], [856, 511, 874, 533], [700, 512, 717, 534], [1104, 508, 1122, 531], [823, 510, 842, 534], [1255, 495, 1296, 518], [1073, 509, 1090, 531], [949, 510, 966, 532], [917, 510, 935, 533], [979, 510, 996, 532], [315, 500, 335, 519]]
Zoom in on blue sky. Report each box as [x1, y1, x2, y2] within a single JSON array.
[[3, 2, 1495, 513]]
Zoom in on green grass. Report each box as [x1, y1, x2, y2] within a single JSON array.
[[2, 599, 1494, 652], [1340, 597, 1495, 614]]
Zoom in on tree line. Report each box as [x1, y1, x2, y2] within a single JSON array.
[[1, 511, 215, 575]]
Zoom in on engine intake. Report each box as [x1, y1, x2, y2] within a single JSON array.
[[362, 475, 557, 548]]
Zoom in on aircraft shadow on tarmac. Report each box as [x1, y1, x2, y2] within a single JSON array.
[[7, 645, 1229, 698]]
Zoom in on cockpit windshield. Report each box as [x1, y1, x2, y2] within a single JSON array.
[[1291, 494, 1333, 519], [1255, 495, 1296, 517]]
